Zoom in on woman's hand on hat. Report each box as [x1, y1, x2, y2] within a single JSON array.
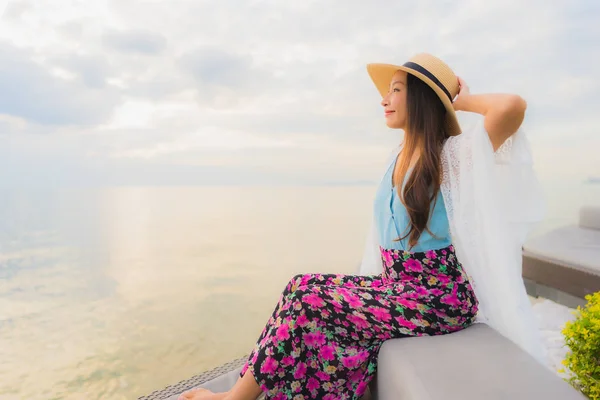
[[452, 76, 470, 111]]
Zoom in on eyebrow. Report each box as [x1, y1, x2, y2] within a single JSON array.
[[390, 80, 405, 87]]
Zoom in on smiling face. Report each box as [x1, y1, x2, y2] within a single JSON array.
[[381, 70, 408, 129]]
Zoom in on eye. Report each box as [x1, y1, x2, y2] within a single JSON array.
[[393, 88, 401, 92]]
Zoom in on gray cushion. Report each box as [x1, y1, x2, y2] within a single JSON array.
[[523, 224, 600, 274], [373, 323, 585, 400], [580, 205, 600, 230]]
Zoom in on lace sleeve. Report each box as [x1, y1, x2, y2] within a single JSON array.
[[441, 119, 548, 366]]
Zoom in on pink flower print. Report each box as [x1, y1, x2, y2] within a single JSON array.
[[367, 306, 392, 322], [404, 290, 419, 299], [430, 288, 444, 296], [441, 285, 461, 307], [319, 345, 336, 361], [403, 258, 424, 272], [335, 327, 348, 336], [399, 271, 416, 281], [341, 355, 360, 369], [295, 314, 309, 327], [307, 377, 320, 392], [426, 250, 437, 260], [260, 356, 279, 375], [316, 371, 331, 381], [299, 274, 312, 286], [436, 274, 451, 285], [395, 316, 417, 330], [276, 323, 290, 341], [397, 297, 419, 310], [381, 249, 394, 267], [414, 286, 429, 296], [441, 323, 461, 333], [304, 331, 326, 348], [305, 333, 317, 348], [349, 369, 363, 383], [293, 362, 307, 379], [357, 380, 369, 396], [315, 331, 327, 346], [303, 293, 325, 309], [345, 295, 364, 308], [358, 291, 374, 301], [281, 356, 295, 366], [356, 349, 370, 363], [330, 299, 344, 309], [339, 290, 355, 302], [347, 314, 370, 330]]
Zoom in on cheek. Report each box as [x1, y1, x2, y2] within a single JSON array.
[[392, 96, 406, 114], [393, 104, 406, 121], [394, 110, 406, 126]]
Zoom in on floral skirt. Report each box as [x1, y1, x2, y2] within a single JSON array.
[[240, 244, 478, 400]]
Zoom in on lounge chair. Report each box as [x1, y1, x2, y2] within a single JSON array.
[[523, 205, 600, 308], [140, 322, 585, 400], [140, 209, 600, 399]]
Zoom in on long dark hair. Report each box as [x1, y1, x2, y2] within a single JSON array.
[[392, 73, 448, 249]]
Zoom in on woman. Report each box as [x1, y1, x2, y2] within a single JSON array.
[[180, 53, 544, 400]]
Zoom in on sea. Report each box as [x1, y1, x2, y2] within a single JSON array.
[[0, 181, 598, 399]]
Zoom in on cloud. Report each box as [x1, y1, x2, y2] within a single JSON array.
[[53, 54, 112, 88], [0, 0, 598, 188], [1, 0, 32, 21], [102, 29, 167, 55], [178, 47, 272, 106], [0, 43, 121, 126]]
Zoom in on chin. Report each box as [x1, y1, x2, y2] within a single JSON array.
[[385, 120, 405, 130]]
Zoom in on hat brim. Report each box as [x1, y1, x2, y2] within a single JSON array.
[[366, 63, 461, 136]]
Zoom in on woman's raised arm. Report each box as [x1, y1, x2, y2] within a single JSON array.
[[453, 77, 527, 151]]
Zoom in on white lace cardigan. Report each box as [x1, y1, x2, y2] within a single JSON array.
[[359, 119, 548, 366]]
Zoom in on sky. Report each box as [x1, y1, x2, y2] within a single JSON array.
[[1, 0, 599, 188]]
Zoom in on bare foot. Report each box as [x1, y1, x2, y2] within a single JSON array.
[[178, 387, 211, 400], [178, 388, 229, 400]]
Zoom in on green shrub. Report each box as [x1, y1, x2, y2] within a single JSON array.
[[562, 292, 600, 399]]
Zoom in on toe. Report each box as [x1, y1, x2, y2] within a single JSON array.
[[178, 388, 209, 400]]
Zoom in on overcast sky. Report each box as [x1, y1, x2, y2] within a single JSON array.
[[1, 0, 598, 188]]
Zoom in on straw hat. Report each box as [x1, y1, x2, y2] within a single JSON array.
[[366, 53, 461, 136]]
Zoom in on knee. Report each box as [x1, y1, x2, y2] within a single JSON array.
[[287, 287, 323, 315], [283, 274, 306, 296], [290, 274, 305, 284]]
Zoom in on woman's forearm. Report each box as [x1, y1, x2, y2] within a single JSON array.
[[453, 89, 527, 151], [454, 93, 526, 116]]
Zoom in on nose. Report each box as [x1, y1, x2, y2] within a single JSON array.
[[380, 95, 389, 107]]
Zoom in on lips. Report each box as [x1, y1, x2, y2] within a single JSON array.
[[385, 110, 395, 116]]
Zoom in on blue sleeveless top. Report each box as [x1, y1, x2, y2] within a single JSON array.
[[374, 149, 451, 252]]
